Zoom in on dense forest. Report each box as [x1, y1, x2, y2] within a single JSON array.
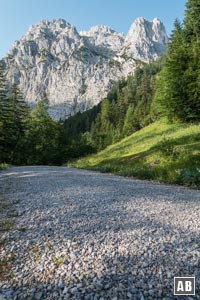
[[0, 0, 200, 166], [63, 57, 165, 151]]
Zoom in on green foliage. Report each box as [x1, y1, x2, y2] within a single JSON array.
[[0, 69, 96, 165], [184, 0, 200, 41], [153, 21, 189, 121], [0, 76, 67, 165], [71, 119, 200, 188], [176, 168, 200, 187], [26, 99, 63, 165], [0, 66, 31, 164], [63, 104, 100, 158], [123, 104, 135, 135], [7, 83, 30, 164], [0, 163, 11, 170], [154, 0, 200, 122], [53, 255, 67, 267], [0, 63, 10, 162], [69, 59, 165, 152]]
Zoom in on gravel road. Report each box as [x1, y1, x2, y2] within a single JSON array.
[[0, 166, 200, 300]]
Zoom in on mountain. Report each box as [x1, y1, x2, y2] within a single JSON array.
[[2, 18, 168, 120], [124, 17, 168, 61]]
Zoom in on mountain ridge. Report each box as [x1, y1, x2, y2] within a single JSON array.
[[3, 17, 168, 120]]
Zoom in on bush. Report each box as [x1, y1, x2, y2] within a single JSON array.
[[175, 168, 200, 187]]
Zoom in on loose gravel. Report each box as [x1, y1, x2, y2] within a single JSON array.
[[0, 166, 200, 300]]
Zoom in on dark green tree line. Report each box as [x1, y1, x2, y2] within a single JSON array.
[[154, 0, 200, 122], [0, 64, 67, 165], [0, 64, 31, 163], [0, 63, 9, 162]]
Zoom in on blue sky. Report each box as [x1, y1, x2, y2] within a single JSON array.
[[0, 0, 186, 58]]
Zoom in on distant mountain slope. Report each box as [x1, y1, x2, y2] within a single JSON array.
[[3, 18, 168, 120]]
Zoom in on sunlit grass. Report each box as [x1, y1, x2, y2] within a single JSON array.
[[53, 255, 68, 266], [0, 163, 11, 170], [70, 119, 200, 187]]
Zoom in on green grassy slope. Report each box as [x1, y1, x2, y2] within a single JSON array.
[[70, 119, 200, 187]]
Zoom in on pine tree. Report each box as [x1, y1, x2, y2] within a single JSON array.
[[184, 0, 200, 42], [183, 0, 200, 120], [0, 63, 11, 162], [123, 104, 135, 136], [154, 0, 200, 122], [8, 83, 30, 164], [153, 20, 189, 121]]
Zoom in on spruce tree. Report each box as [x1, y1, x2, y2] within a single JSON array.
[[184, 0, 200, 42], [154, 0, 200, 122], [8, 83, 30, 164], [123, 104, 135, 136], [0, 63, 11, 162], [183, 0, 200, 120], [153, 20, 189, 121]]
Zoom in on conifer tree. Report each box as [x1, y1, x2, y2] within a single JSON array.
[[153, 20, 189, 121], [123, 104, 135, 135], [183, 0, 200, 120], [8, 83, 30, 164], [0, 63, 11, 162], [154, 0, 200, 122], [184, 0, 200, 42]]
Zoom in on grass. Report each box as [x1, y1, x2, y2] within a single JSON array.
[[0, 163, 11, 170], [0, 252, 16, 280], [53, 255, 67, 266], [70, 118, 200, 188]]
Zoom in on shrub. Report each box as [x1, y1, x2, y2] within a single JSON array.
[[176, 168, 200, 187]]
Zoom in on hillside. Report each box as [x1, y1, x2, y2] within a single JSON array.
[[71, 119, 200, 188]]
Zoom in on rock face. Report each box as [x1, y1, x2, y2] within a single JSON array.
[[124, 17, 168, 61], [3, 18, 168, 120]]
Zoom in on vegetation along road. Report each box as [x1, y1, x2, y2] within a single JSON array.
[[0, 166, 200, 300]]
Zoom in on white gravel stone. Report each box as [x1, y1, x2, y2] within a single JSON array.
[[0, 166, 200, 300]]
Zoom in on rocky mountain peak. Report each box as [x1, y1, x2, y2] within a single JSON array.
[[124, 17, 168, 61], [80, 24, 116, 35], [23, 18, 79, 43], [80, 25, 125, 56], [3, 17, 168, 120], [27, 18, 76, 34]]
